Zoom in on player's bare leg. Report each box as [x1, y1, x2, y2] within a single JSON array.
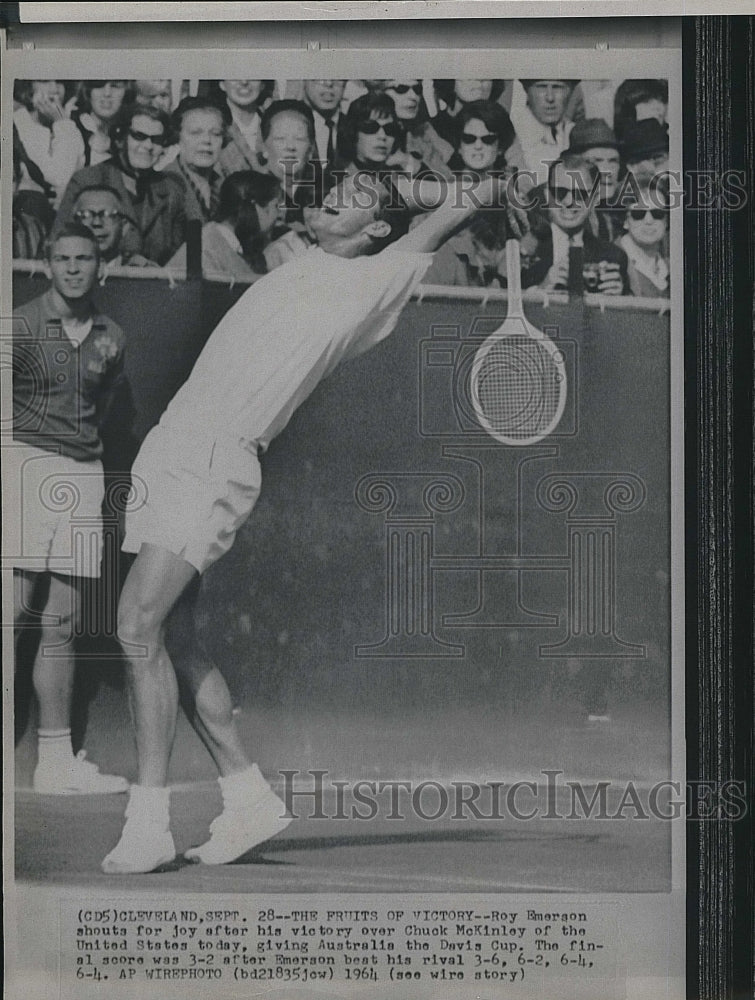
[[103, 544, 289, 872], [165, 584, 291, 865], [102, 543, 196, 872], [165, 582, 250, 776]]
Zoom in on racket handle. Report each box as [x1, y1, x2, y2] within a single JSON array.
[[506, 238, 524, 318]]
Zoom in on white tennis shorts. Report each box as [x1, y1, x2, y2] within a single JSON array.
[[5, 442, 104, 578], [122, 423, 262, 574]]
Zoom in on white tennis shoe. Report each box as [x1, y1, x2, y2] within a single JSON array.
[[185, 769, 291, 865], [101, 785, 175, 874], [33, 750, 129, 795]]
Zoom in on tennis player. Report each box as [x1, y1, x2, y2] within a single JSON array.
[[103, 170, 525, 874]]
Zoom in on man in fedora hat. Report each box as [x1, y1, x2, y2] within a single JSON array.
[[622, 118, 669, 183], [566, 118, 624, 242]]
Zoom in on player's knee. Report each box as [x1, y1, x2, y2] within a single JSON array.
[[117, 595, 164, 648]]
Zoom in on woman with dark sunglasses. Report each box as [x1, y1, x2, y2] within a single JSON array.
[[382, 79, 454, 179], [616, 183, 669, 297], [54, 104, 188, 265], [432, 80, 506, 143], [422, 101, 519, 288], [340, 92, 403, 173], [447, 100, 517, 178]]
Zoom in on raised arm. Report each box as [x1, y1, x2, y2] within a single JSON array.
[[391, 174, 527, 254]]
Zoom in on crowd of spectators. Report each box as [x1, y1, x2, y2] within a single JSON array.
[[12, 76, 672, 298]]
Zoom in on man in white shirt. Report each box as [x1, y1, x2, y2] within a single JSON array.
[[512, 79, 578, 187], [302, 79, 347, 174], [101, 169, 526, 875]]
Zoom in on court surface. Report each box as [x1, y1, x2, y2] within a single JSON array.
[[14, 687, 673, 894]]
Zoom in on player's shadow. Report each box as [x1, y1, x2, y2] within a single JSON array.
[[222, 826, 603, 866]]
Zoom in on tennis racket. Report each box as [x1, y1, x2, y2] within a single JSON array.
[[469, 238, 567, 446]]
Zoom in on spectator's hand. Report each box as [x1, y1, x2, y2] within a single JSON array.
[[541, 258, 569, 291], [34, 90, 70, 123], [597, 262, 624, 295]]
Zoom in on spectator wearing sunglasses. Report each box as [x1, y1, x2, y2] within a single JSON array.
[[55, 104, 187, 265], [423, 101, 518, 288], [70, 184, 155, 268], [616, 183, 669, 297], [523, 155, 629, 295], [160, 97, 229, 225], [447, 100, 517, 178], [432, 79, 526, 170], [72, 80, 132, 167], [339, 92, 403, 173], [382, 79, 454, 179], [210, 80, 275, 180], [13, 80, 85, 209], [432, 80, 497, 139]]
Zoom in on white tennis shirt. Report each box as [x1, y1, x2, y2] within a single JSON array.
[[159, 246, 433, 453]]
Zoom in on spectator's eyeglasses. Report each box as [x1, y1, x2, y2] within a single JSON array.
[[357, 121, 401, 137], [549, 186, 591, 206], [74, 209, 121, 222], [389, 84, 423, 95], [460, 132, 498, 146], [128, 128, 168, 147], [629, 208, 666, 221]]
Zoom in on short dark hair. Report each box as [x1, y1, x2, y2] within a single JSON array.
[[613, 78, 668, 141], [217, 170, 281, 271], [260, 100, 316, 143], [75, 79, 133, 116], [72, 184, 125, 205], [111, 102, 172, 145], [46, 222, 101, 263], [172, 95, 231, 133], [340, 92, 399, 165], [454, 100, 516, 156], [208, 79, 276, 109]]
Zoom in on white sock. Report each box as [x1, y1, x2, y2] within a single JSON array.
[[125, 785, 171, 829], [218, 765, 271, 805], [37, 728, 73, 767]]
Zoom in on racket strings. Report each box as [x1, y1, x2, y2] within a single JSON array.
[[474, 335, 563, 439]]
